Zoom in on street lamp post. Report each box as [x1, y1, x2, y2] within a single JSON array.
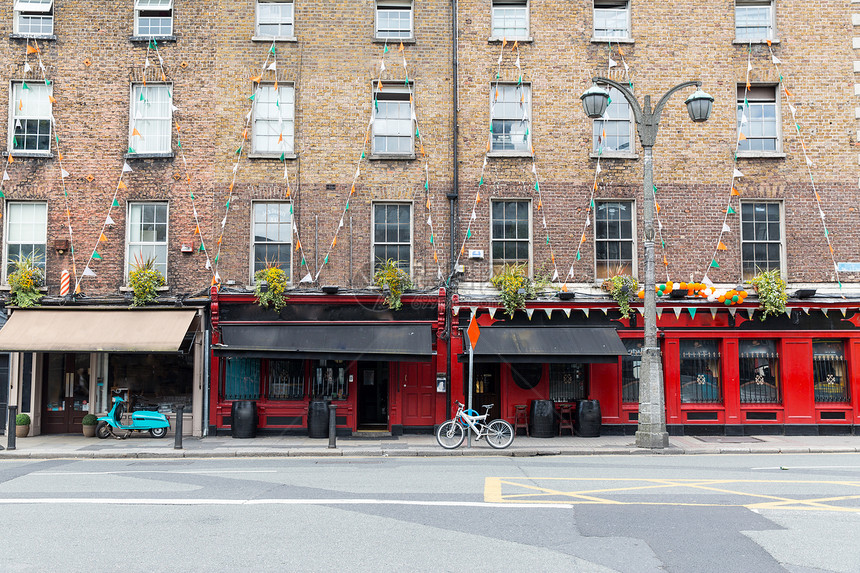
[[581, 78, 713, 449]]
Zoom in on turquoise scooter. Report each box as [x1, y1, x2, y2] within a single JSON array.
[[96, 396, 170, 439]]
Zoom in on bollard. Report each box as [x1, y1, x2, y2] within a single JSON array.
[[327, 403, 337, 449], [174, 405, 184, 450], [7, 405, 17, 451]]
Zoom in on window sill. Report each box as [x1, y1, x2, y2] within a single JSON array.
[[0, 285, 47, 293], [4, 150, 52, 159], [119, 286, 170, 292], [368, 153, 416, 161], [591, 151, 638, 160], [488, 36, 533, 44], [129, 35, 177, 43], [591, 36, 634, 44], [252, 35, 298, 43], [733, 38, 779, 45], [124, 152, 175, 159], [247, 152, 298, 160], [372, 36, 415, 44], [736, 151, 786, 159], [10, 33, 57, 41], [487, 150, 534, 159]]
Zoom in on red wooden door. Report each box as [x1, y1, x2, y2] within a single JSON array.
[[401, 362, 435, 427]]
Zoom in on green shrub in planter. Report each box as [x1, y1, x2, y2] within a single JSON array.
[[82, 414, 98, 426], [129, 254, 166, 307], [16, 413, 31, 426]]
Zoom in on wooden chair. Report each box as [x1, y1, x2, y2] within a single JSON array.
[[558, 403, 574, 436], [513, 404, 529, 437]]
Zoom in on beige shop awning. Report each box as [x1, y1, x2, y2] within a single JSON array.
[[0, 309, 197, 353]]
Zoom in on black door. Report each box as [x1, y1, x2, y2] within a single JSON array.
[[41, 353, 90, 434], [0, 354, 8, 431], [469, 363, 501, 421], [357, 362, 388, 428]]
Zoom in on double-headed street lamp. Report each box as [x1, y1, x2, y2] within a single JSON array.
[[581, 78, 714, 449]]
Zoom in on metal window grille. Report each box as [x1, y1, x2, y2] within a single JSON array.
[[223, 357, 261, 400], [739, 349, 780, 404], [548, 364, 587, 402], [679, 341, 722, 404], [813, 342, 849, 403], [621, 343, 641, 403], [267, 360, 304, 400], [311, 362, 348, 400]]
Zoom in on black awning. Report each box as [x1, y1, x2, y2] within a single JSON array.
[[214, 323, 433, 362], [462, 326, 627, 363]]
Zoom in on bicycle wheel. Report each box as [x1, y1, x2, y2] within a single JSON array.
[[436, 420, 465, 449], [485, 419, 514, 449]]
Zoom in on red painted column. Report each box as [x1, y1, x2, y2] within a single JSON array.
[[782, 339, 815, 425]]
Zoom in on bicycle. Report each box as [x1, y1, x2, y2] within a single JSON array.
[[436, 400, 514, 449]]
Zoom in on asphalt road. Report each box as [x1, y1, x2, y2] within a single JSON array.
[[1, 454, 858, 572]]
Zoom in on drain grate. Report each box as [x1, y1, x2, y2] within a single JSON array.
[[694, 436, 763, 443]]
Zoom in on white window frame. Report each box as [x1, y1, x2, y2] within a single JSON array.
[[490, 0, 529, 41], [125, 201, 169, 282], [592, 85, 635, 157], [594, 199, 637, 280], [372, 81, 414, 158], [252, 83, 295, 156], [740, 200, 785, 280], [250, 201, 293, 284], [255, 0, 295, 39], [3, 201, 47, 284], [134, 0, 174, 37], [735, 0, 775, 42], [490, 199, 532, 277], [13, 0, 54, 37], [737, 84, 781, 156], [8, 80, 53, 155], [375, 0, 413, 41], [489, 82, 531, 155], [371, 202, 413, 275], [129, 83, 173, 155], [593, 0, 631, 41]]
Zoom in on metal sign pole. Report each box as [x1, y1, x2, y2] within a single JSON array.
[[468, 342, 473, 447]]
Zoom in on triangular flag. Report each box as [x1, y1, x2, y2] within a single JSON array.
[[92, 250, 102, 260], [733, 168, 743, 178], [2, 171, 9, 181], [772, 55, 781, 64], [717, 241, 727, 250], [710, 260, 720, 268], [106, 215, 115, 225], [673, 307, 682, 319], [688, 308, 696, 319], [722, 223, 731, 233], [731, 187, 740, 196], [710, 308, 718, 320], [122, 162, 133, 172], [563, 309, 571, 318], [82, 267, 96, 277], [117, 180, 127, 190], [99, 233, 107, 242], [582, 308, 589, 318], [61, 168, 70, 179], [112, 198, 121, 207], [525, 308, 534, 320], [544, 308, 553, 319], [726, 206, 736, 214]]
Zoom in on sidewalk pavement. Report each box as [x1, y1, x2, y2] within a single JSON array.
[[1, 432, 859, 459]]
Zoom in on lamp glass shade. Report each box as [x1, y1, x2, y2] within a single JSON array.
[[685, 89, 714, 122], [580, 85, 610, 119]]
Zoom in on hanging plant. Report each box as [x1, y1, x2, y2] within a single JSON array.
[[7, 255, 44, 308], [128, 254, 166, 307], [490, 263, 536, 317], [373, 259, 413, 311], [749, 269, 787, 320], [254, 266, 289, 312], [601, 274, 639, 319]]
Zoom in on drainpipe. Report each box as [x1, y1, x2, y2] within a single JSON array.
[[445, 0, 460, 418]]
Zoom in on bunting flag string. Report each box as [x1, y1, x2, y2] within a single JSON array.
[[766, 41, 843, 295]]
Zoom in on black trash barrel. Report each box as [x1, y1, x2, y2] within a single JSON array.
[[529, 400, 558, 438], [231, 400, 257, 439], [307, 400, 330, 438], [575, 400, 601, 437]]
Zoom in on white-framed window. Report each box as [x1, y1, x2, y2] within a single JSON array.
[[740, 201, 783, 281], [252, 83, 295, 155], [735, 0, 774, 41], [256, 0, 294, 38], [13, 0, 53, 37], [252, 202, 292, 282], [593, 0, 631, 39], [372, 203, 412, 274], [9, 81, 52, 153], [595, 200, 635, 279], [129, 83, 172, 154], [490, 83, 531, 153], [3, 201, 47, 283], [737, 85, 779, 153], [491, 199, 530, 275], [593, 86, 633, 153], [134, 0, 173, 37], [126, 202, 168, 281], [375, 0, 413, 40], [491, 0, 528, 40], [372, 82, 413, 156]]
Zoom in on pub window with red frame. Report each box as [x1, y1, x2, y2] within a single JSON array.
[[679, 340, 722, 404], [813, 340, 849, 403], [738, 339, 780, 404]]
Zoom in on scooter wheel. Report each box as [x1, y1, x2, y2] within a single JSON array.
[[96, 421, 111, 439], [149, 427, 168, 439]]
